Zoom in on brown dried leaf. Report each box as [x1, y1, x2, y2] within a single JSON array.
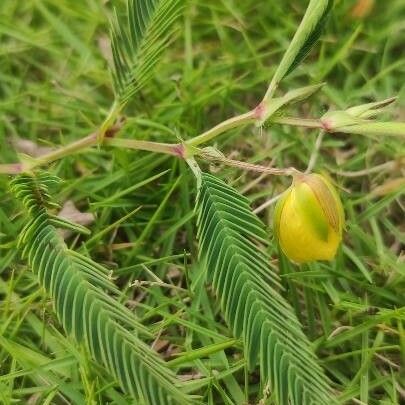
[[12, 138, 53, 157], [350, 0, 375, 19], [371, 178, 405, 197], [58, 200, 95, 238]]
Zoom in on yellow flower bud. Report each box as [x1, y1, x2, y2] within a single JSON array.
[[274, 173, 344, 264]]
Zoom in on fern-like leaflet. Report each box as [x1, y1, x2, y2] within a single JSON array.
[[196, 172, 335, 404], [110, 0, 183, 107], [10, 172, 191, 405]]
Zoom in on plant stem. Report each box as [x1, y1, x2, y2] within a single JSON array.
[[186, 110, 257, 147], [253, 193, 283, 214], [0, 163, 23, 174], [31, 132, 98, 169], [98, 100, 121, 142], [105, 138, 182, 157], [305, 130, 325, 173], [272, 116, 323, 128], [167, 338, 240, 367], [0, 109, 323, 175], [0, 123, 182, 174], [336, 160, 401, 177], [201, 151, 300, 177]]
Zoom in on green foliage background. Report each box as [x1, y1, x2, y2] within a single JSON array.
[[0, 0, 404, 404]]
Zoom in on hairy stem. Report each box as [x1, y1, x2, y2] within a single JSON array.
[[200, 151, 300, 177]]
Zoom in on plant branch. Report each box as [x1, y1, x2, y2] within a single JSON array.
[[199, 149, 300, 177], [167, 338, 240, 367], [32, 133, 98, 168], [253, 193, 283, 214], [272, 116, 323, 128], [0, 120, 183, 174], [306, 130, 325, 173], [3, 92, 398, 176], [335, 160, 403, 178], [0, 111, 323, 175], [105, 138, 182, 157], [0, 163, 23, 175], [185, 110, 257, 147]]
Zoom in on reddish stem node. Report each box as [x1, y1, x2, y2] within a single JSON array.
[[172, 143, 186, 158], [253, 103, 266, 120], [321, 119, 333, 132]]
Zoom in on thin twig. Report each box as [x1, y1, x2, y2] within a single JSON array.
[[0, 163, 23, 174], [272, 116, 323, 129], [241, 165, 275, 194], [253, 193, 283, 214], [306, 130, 325, 173], [252, 128, 322, 214], [185, 110, 257, 147], [336, 160, 401, 177], [129, 280, 187, 292], [105, 138, 182, 157], [200, 150, 300, 177]]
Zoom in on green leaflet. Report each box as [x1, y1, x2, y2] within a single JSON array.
[[10, 172, 191, 405], [110, 0, 183, 108], [196, 172, 335, 404], [260, 83, 324, 124], [264, 0, 333, 101], [284, 0, 333, 78]]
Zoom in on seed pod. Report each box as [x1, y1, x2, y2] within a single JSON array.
[[274, 173, 344, 263]]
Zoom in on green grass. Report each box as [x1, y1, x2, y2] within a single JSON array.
[[0, 0, 404, 404]]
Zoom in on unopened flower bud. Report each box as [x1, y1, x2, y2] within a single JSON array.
[[274, 173, 344, 263]]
